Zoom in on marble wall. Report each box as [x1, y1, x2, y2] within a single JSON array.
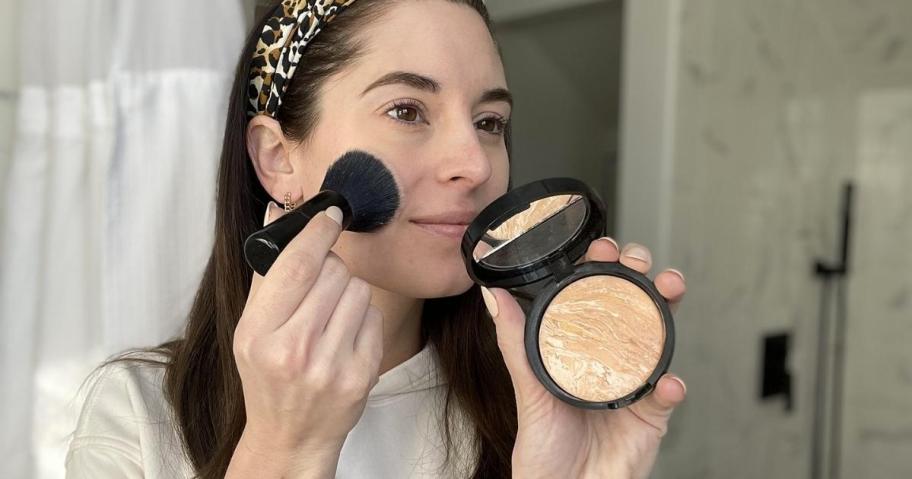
[[842, 89, 912, 479], [637, 1, 912, 477]]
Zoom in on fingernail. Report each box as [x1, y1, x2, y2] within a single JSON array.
[[669, 375, 687, 395], [480, 287, 499, 318], [263, 201, 278, 226], [667, 268, 686, 283], [598, 236, 619, 250], [325, 206, 343, 226], [624, 244, 651, 263]]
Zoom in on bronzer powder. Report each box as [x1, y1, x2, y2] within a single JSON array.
[[486, 194, 580, 242], [538, 275, 665, 402], [462, 177, 675, 409]]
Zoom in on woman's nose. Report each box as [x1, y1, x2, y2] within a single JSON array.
[[434, 120, 493, 188]]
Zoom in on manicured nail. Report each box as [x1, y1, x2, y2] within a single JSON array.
[[598, 236, 619, 250], [480, 287, 499, 318], [669, 375, 687, 395], [667, 268, 686, 283], [624, 244, 651, 263], [263, 201, 278, 226], [325, 206, 343, 226]]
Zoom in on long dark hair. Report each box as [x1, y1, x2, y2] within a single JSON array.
[[141, 1, 517, 477]]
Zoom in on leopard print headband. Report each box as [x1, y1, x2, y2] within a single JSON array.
[[247, 0, 357, 118]]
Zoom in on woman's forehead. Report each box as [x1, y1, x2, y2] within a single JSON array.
[[352, 1, 505, 86]]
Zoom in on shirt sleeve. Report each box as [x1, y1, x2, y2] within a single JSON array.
[[65, 362, 157, 479]]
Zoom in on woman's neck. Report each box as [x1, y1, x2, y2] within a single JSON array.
[[369, 286, 425, 375]]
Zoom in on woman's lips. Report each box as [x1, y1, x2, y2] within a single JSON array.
[[409, 208, 476, 239], [410, 221, 469, 239]]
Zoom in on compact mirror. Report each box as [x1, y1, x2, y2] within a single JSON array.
[[463, 178, 605, 289], [474, 194, 586, 269], [462, 177, 675, 410]]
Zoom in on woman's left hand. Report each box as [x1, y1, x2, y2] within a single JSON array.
[[482, 237, 687, 479]]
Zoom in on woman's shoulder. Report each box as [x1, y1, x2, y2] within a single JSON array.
[[72, 351, 172, 429], [66, 351, 193, 479]]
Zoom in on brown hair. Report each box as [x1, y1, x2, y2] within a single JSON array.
[[138, 1, 517, 477]]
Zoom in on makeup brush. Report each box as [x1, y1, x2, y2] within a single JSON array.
[[244, 150, 401, 276]]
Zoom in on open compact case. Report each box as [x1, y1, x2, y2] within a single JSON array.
[[461, 178, 675, 409]]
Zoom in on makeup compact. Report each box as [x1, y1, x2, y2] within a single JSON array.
[[461, 178, 674, 409]]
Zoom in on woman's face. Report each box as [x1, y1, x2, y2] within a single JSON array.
[[289, 0, 511, 298]]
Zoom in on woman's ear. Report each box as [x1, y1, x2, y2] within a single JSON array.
[[246, 115, 295, 200]]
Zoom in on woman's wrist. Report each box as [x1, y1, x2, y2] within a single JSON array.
[[227, 427, 344, 479]]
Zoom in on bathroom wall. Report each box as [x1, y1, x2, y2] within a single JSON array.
[[619, 0, 912, 477], [842, 88, 912, 479]]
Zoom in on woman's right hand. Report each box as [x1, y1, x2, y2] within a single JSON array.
[[229, 202, 383, 474]]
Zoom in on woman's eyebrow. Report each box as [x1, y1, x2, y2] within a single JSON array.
[[479, 88, 513, 109], [361, 71, 440, 95], [360, 70, 513, 108]]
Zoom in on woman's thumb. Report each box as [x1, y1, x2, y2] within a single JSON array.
[[480, 286, 541, 404]]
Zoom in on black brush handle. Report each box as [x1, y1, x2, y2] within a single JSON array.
[[244, 190, 352, 276]]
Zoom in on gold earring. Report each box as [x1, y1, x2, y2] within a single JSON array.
[[284, 192, 296, 212]]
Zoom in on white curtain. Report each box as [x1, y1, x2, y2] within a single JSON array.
[[0, 1, 246, 477]]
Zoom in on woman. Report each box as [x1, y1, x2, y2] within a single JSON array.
[[66, 0, 688, 478]]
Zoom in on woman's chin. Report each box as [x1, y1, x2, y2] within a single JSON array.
[[407, 263, 477, 299], [407, 270, 475, 299], [352, 260, 474, 299], [427, 279, 476, 299]]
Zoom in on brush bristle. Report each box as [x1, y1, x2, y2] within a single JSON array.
[[320, 150, 400, 232]]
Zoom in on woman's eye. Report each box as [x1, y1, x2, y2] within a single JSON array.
[[477, 117, 508, 135], [386, 105, 423, 124]]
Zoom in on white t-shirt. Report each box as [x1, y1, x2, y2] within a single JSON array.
[[65, 343, 477, 478]]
